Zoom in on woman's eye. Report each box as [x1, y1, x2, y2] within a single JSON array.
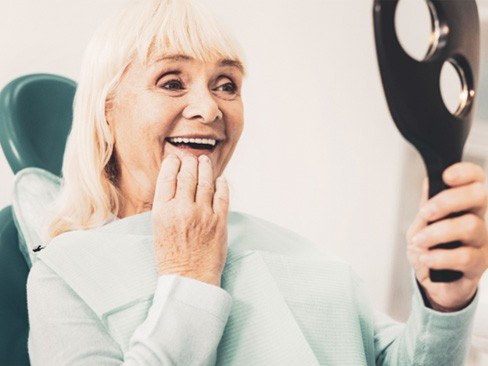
[[161, 80, 184, 90], [215, 82, 237, 94]]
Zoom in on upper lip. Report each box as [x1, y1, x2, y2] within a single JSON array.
[[165, 134, 225, 141]]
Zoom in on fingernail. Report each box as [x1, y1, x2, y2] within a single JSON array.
[[420, 204, 436, 219], [199, 155, 210, 162]]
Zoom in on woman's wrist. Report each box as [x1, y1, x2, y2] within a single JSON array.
[[417, 279, 477, 312], [158, 266, 221, 287]]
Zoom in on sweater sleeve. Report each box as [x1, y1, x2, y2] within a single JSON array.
[[374, 276, 478, 365], [26, 260, 232, 366]]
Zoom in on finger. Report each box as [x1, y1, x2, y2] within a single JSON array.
[[406, 237, 429, 272], [413, 261, 431, 283], [154, 155, 181, 202], [419, 246, 484, 278], [412, 213, 487, 249], [407, 182, 428, 242], [419, 182, 487, 221], [213, 176, 229, 215], [443, 162, 486, 187], [406, 211, 428, 245], [196, 155, 214, 207], [419, 177, 429, 208], [175, 155, 198, 201]]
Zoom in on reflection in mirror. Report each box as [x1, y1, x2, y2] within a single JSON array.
[[395, 0, 438, 61], [440, 59, 470, 116]]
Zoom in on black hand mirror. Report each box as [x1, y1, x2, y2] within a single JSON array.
[[373, 0, 480, 282]]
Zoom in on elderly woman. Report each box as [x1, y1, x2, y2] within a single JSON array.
[[27, 0, 488, 365]]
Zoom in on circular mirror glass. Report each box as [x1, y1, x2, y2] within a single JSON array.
[[395, 0, 439, 61], [440, 59, 470, 116]]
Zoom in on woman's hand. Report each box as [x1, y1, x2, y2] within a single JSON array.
[[407, 162, 488, 312], [151, 154, 229, 287]]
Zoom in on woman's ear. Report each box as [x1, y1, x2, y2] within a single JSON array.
[[103, 92, 118, 150], [105, 96, 114, 127], [105, 93, 118, 135]]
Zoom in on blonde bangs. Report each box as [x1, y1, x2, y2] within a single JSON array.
[[135, 0, 246, 72]]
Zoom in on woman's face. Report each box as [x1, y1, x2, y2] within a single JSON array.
[[106, 53, 244, 205]]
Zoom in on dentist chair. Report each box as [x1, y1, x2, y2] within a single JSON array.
[[0, 73, 76, 365]]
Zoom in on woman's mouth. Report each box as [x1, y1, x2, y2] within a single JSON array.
[[165, 137, 220, 152]]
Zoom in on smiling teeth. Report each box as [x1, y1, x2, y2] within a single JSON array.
[[168, 137, 217, 146]]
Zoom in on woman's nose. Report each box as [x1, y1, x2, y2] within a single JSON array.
[[182, 88, 222, 123]]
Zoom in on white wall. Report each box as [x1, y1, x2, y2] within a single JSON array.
[[0, 0, 411, 313]]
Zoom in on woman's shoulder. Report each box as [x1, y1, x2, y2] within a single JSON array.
[[26, 259, 79, 314], [27, 257, 59, 286], [40, 229, 119, 260], [42, 211, 153, 253], [36, 218, 155, 292]]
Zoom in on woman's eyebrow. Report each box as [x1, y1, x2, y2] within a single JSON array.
[[219, 59, 244, 73], [152, 54, 243, 73], [162, 54, 192, 62], [151, 54, 192, 65]]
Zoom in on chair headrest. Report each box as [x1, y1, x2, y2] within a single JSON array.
[[0, 74, 76, 176]]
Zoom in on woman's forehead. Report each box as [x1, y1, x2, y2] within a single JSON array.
[[146, 53, 245, 74]]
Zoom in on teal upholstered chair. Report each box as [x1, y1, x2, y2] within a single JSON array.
[[0, 74, 76, 365]]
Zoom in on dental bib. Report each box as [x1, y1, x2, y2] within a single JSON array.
[[37, 211, 376, 365]]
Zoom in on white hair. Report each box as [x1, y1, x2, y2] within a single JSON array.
[[47, 0, 245, 240]]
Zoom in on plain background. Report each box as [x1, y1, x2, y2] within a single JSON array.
[[1, 0, 488, 317]]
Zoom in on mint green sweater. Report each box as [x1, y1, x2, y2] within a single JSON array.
[[27, 211, 477, 365]]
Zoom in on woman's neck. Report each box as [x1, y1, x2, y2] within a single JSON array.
[[116, 172, 154, 219]]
